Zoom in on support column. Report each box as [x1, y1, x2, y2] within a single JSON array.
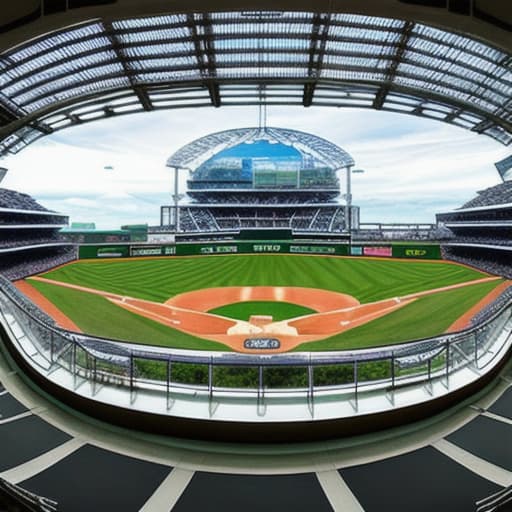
[[173, 166, 180, 232], [345, 165, 353, 235]]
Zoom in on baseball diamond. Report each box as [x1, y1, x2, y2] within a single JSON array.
[[17, 254, 509, 353]]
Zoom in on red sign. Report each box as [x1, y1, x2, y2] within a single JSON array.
[[363, 246, 392, 257]]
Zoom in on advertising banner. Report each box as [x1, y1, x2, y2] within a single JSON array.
[[363, 246, 392, 257], [350, 246, 363, 256], [199, 245, 238, 254], [290, 245, 336, 254], [392, 244, 441, 259], [130, 245, 176, 257], [97, 247, 128, 258], [79, 241, 349, 259], [252, 244, 282, 252]]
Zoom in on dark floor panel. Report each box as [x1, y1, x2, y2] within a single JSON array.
[[340, 446, 501, 512], [488, 387, 512, 420], [0, 415, 71, 471], [0, 393, 28, 419], [172, 472, 332, 512], [447, 415, 512, 470], [22, 444, 172, 512]]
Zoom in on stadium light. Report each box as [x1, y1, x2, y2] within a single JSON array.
[[172, 165, 189, 232], [346, 168, 365, 237]]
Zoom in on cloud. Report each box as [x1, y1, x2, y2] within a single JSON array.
[[1, 106, 507, 228]]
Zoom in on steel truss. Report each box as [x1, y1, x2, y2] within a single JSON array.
[[0, 10, 510, 156]]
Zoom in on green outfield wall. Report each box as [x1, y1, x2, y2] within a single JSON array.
[[78, 241, 441, 260]]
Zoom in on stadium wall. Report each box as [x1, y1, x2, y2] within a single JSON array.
[[77, 242, 442, 260]]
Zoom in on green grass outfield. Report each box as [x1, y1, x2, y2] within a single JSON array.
[[29, 254, 501, 351]]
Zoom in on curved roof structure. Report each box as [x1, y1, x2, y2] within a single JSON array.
[[166, 127, 355, 170], [0, 7, 510, 157]]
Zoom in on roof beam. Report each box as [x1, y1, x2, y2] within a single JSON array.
[[102, 21, 153, 112], [303, 13, 330, 107], [0, 104, 18, 126], [444, 109, 464, 123], [472, 119, 495, 134], [373, 20, 415, 110], [0, 94, 52, 138], [187, 13, 221, 108]]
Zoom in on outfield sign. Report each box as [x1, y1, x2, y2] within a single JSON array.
[[130, 245, 176, 257], [290, 245, 336, 254], [96, 247, 126, 258], [364, 246, 392, 257], [253, 244, 282, 252], [199, 245, 238, 254], [350, 246, 363, 256], [79, 241, 351, 259], [404, 248, 427, 257], [392, 244, 441, 259]]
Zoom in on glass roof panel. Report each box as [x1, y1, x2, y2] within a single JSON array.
[[3, 51, 120, 95], [21, 77, 131, 113], [6, 23, 106, 61], [330, 13, 404, 29], [129, 57, 197, 70], [215, 52, 310, 65], [112, 14, 188, 30], [133, 70, 202, 83], [12, 63, 126, 104], [326, 41, 398, 56], [123, 43, 193, 59], [414, 24, 507, 62], [115, 26, 192, 45], [0, 11, 509, 150]]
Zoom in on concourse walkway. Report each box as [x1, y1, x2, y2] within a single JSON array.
[[0, 344, 510, 511]]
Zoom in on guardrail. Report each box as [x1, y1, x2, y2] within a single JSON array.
[[0, 278, 511, 424]]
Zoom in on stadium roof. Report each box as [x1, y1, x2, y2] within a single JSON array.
[[166, 127, 355, 170], [0, 5, 510, 156]]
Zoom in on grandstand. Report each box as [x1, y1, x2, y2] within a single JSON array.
[[437, 181, 512, 278], [159, 127, 359, 235], [0, 187, 75, 281]]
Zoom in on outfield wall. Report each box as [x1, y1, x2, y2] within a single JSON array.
[[78, 242, 442, 260]]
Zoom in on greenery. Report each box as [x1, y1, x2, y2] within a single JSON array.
[[208, 301, 316, 321], [39, 254, 487, 303], [30, 255, 499, 352], [29, 280, 229, 351], [294, 280, 501, 351], [130, 359, 417, 388]]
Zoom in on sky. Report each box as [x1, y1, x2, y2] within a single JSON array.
[[1, 105, 509, 229]]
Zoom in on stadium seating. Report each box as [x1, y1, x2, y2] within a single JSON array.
[[0, 188, 49, 212], [0, 188, 75, 280], [437, 181, 512, 278], [178, 206, 348, 232], [461, 182, 512, 209]]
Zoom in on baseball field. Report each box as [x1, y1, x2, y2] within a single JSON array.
[[19, 254, 507, 353]]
